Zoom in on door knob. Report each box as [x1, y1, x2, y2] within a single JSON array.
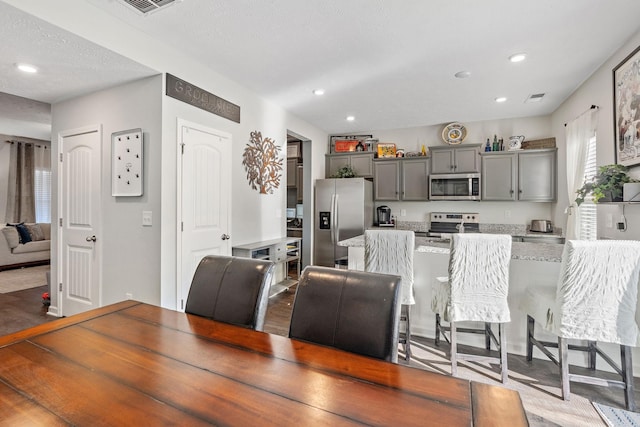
[[221, 234, 231, 240], [86, 235, 97, 242]]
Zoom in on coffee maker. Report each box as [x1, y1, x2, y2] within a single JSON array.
[[376, 205, 393, 226]]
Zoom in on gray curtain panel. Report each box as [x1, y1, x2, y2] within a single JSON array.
[[5, 142, 36, 223]]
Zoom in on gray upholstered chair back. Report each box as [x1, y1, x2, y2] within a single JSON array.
[[185, 255, 275, 331], [289, 266, 401, 363]]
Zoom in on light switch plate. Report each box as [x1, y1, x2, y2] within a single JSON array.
[[142, 211, 152, 226]]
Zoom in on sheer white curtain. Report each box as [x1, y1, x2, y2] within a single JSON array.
[[565, 108, 598, 240]]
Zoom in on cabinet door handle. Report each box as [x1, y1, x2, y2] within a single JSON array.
[[510, 190, 514, 194], [221, 234, 231, 240], [518, 189, 523, 194]]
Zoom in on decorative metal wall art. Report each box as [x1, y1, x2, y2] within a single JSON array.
[[242, 131, 283, 194]]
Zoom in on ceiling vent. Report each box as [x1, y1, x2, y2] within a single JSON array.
[[120, 0, 178, 14], [525, 93, 545, 103]]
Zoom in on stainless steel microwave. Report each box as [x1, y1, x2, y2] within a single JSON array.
[[429, 173, 481, 201]]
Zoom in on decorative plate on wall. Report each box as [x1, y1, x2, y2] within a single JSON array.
[[441, 122, 467, 145], [508, 135, 525, 151]]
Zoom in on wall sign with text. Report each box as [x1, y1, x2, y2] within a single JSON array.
[[166, 73, 241, 123]]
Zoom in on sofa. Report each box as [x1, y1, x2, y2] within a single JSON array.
[[0, 223, 50, 270]]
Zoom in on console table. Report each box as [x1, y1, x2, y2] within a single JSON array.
[[232, 237, 301, 297]]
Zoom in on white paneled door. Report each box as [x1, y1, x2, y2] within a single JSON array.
[[59, 125, 102, 316], [177, 120, 231, 311]]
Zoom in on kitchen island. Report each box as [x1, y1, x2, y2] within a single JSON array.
[[339, 234, 640, 374]]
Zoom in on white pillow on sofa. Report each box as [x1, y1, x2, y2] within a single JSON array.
[[1, 227, 20, 249]]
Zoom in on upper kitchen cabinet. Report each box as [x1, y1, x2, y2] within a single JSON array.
[[481, 148, 557, 202], [373, 158, 429, 201], [287, 158, 297, 187], [325, 152, 374, 178], [430, 144, 481, 174]]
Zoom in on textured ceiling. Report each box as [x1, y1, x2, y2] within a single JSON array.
[[2, 1, 640, 134], [0, 1, 157, 123]]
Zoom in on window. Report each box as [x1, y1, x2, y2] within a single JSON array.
[[34, 168, 51, 223], [579, 136, 597, 240]]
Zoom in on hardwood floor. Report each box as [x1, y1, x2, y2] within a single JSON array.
[[0, 284, 54, 336]]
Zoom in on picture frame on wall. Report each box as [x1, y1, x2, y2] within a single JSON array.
[[329, 135, 373, 153], [613, 44, 640, 167]]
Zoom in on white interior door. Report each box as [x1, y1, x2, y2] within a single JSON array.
[[59, 125, 101, 316], [177, 120, 231, 311]]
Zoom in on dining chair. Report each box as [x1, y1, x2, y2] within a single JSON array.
[[364, 229, 414, 361], [185, 255, 275, 331], [289, 265, 402, 363], [431, 233, 512, 383], [523, 240, 640, 411]]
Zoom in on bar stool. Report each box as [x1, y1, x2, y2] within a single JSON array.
[[523, 240, 640, 411], [364, 229, 414, 361], [431, 233, 512, 383]]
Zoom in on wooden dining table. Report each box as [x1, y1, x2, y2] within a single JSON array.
[[0, 301, 528, 426]]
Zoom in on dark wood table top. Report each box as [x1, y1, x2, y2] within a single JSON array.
[[0, 301, 528, 426]]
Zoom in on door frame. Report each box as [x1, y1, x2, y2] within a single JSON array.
[[55, 124, 103, 317], [175, 118, 232, 311]]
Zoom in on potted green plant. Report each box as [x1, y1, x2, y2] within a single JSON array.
[[575, 164, 636, 205], [332, 164, 357, 178]]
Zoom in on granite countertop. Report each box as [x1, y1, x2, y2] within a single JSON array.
[[338, 235, 563, 263]]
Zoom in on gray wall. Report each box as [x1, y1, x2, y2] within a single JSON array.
[[50, 74, 163, 310]]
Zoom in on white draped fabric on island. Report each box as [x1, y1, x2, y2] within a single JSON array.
[[339, 235, 640, 375]]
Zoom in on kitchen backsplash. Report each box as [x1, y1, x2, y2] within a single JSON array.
[[394, 220, 563, 236]]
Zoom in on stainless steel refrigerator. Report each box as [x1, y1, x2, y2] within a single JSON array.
[[314, 178, 373, 267]]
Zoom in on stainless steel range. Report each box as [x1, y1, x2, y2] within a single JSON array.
[[428, 212, 480, 237]]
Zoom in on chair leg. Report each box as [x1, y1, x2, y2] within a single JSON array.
[[526, 315, 534, 362], [485, 322, 491, 350], [559, 337, 570, 401], [435, 313, 441, 346], [588, 341, 597, 370], [621, 345, 635, 412], [499, 323, 508, 384], [404, 305, 411, 362], [450, 321, 457, 377]]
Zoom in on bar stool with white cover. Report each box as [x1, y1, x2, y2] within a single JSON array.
[[523, 240, 640, 411], [431, 233, 512, 383], [365, 229, 414, 361]]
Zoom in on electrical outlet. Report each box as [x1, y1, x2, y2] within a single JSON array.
[[606, 214, 613, 228], [400, 209, 407, 217], [126, 293, 133, 300], [504, 210, 511, 219]]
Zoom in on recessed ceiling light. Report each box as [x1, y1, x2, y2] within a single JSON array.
[[454, 71, 471, 79], [346, 116, 355, 122], [495, 97, 507, 103], [508, 53, 527, 63], [312, 89, 325, 96], [16, 63, 38, 73]]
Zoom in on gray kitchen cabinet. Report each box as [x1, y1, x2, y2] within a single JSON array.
[[430, 144, 481, 174], [482, 153, 517, 200], [481, 148, 556, 202], [325, 152, 374, 178], [373, 157, 429, 201], [518, 149, 556, 201], [296, 163, 303, 202], [287, 158, 297, 187]]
